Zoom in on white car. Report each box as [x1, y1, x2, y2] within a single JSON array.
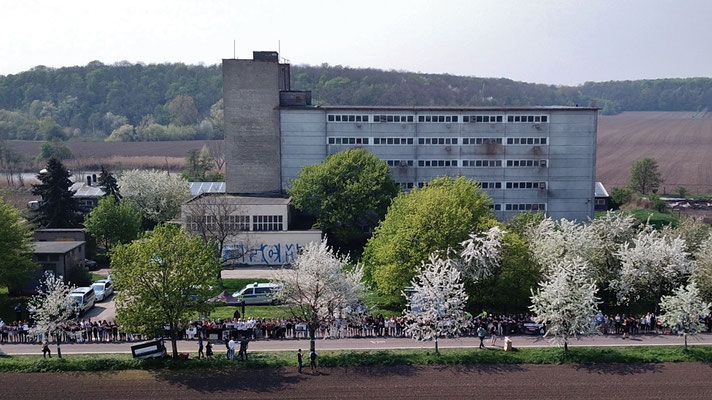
[[91, 280, 114, 302], [232, 282, 281, 305]]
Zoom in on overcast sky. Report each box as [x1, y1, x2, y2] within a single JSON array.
[[1, 0, 710, 85]]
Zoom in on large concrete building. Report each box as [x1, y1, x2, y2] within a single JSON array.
[[224, 51, 598, 222]]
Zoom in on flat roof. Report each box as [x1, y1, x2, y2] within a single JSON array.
[[285, 105, 600, 111], [70, 182, 105, 197], [184, 192, 291, 206], [32, 241, 85, 254], [189, 182, 226, 196]]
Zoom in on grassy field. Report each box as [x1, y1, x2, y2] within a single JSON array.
[[2, 346, 712, 373], [595, 209, 678, 228]]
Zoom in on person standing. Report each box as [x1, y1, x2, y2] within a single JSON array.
[[489, 325, 498, 347], [477, 325, 486, 349], [239, 338, 249, 361], [297, 349, 303, 373], [198, 335, 204, 359], [206, 341, 214, 361], [42, 340, 51, 358], [309, 349, 318, 373], [227, 338, 235, 360]]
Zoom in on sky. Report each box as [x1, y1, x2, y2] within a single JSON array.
[[1, 0, 711, 85]]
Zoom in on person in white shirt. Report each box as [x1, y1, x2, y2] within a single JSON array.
[[228, 338, 235, 360]]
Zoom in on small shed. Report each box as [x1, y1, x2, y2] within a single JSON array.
[[594, 182, 611, 211]]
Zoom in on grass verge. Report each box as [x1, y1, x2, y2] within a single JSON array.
[[2, 346, 712, 373]]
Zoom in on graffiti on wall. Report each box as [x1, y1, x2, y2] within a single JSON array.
[[224, 243, 302, 265]]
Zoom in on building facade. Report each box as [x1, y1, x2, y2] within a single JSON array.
[[224, 52, 598, 222]]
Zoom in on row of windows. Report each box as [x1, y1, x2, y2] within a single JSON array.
[[328, 137, 370, 145], [507, 181, 547, 189], [373, 137, 414, 145], [328, 136, 546, 146], [327, 114, 549, 124], [373, 115, 415, 123], [386, 160, 414, 167], [252, 215, 284, 231], [507, 137, 547, 145], [480, 182, 502, 189], [418, 159, 458, 167], [506, 159, 547, 167], [462, 137, 502, 145], [418, 137, 458, 145], [381, 159, 548, 168], [328, 114, 370, 122], [462, 160, 502, 167], [505, 203, 547, 211]]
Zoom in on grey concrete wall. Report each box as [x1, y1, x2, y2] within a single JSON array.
[[223, 59, 282, 193], [279, 108, 597, 222]]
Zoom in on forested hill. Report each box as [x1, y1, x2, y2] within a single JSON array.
[[1, 61, 711, 141]]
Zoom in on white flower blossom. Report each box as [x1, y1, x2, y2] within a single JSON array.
[[275, 238, 365, 348], [529, 257, 600, 351], [29, 274, 76, 341], [403, 254, 469, 352], [613, 228, 694, 304], [658, 282, 711, 348], [460, 226, 505, 280]]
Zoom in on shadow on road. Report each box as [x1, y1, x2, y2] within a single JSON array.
[[151, 368, 304, 393], [573, 363, 664, 375]]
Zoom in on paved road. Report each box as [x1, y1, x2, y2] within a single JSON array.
[[3, 333, 711, 355], [2, 363, 712, 399], [221, 267, 283, 279], [83, 293, 116, 321]]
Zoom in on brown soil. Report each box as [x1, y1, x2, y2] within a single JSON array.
[[597, 111, 712, 194], [2, 363, 712, 399]]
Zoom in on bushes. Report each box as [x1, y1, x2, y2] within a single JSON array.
[[67, 265, 92, 287]]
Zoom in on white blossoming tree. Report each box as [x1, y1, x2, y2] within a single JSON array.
[[460, 226, 505, 280], [29, 274, 76, 358], [614, 228, 693, 306], [118, 169, 191, 225], [658, 283, 711, 348], [275, 238, 365, 352], [403, 254, 470, 353], [529, 257, 600, 352]]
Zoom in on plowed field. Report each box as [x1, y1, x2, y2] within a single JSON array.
[[597, 111, 712, 194]]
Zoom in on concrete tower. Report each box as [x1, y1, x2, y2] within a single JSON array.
[[223, 51, 289, 194]]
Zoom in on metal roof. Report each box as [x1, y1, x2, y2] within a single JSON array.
[[287, 105, 600, 111], [595, 182, 609, 198], [184, 192, 291, 206], [189, 182, 226, 196], [70, 182, 105, 198], [32, 241, 85, 254]]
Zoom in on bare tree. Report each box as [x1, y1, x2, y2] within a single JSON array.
[[207, 140, 225, 173], [183, 193, 251, 283]]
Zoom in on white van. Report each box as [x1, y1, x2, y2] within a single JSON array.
[[69, 287, 96, 315], [232, 283, 281, 305]]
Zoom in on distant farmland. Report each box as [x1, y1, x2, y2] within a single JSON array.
[[8, 112, 712, 194], [597, 111, 712, 194]]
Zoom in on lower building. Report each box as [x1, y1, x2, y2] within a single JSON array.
[[181, 193, 321, 266]]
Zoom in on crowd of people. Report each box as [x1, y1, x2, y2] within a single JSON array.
[[3, 308, 712, 345]]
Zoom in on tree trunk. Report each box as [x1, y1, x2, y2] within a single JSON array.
[[309, 325, 317, 353], [684, 332, 688, 349], [170, 321, 179, 358], [564, 340, 568, 352], [434, 334, 439, 354]]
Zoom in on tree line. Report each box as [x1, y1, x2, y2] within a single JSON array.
[[2, 61, 712, 142]]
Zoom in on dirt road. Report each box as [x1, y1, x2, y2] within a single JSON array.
[[2, 363, 711, 399]]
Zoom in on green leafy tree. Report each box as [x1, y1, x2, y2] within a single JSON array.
[[84, 197, 142, 253], [111, 224, 220, 357], [628, 158, 663, 194], [0, 196, 36, 290], [362, 177, 493, 299], [609, 187, 632, 209], [97, 165, 121, 201], [37, 140, 73, 161], [31, 158, 81, 228], [168, 95, 198, 126], [288, 149, 399, 250], [181, 146, 213, 181]]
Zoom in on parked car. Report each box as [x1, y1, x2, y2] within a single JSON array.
[[232, 282, 281, 305], [85, 259, 98, 270], [91, 279, 114, 301], [69, 287, 96, 315]]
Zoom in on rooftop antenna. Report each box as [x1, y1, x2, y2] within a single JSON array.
[[278, 40, 281, 60], [233, 39, 236, 59]]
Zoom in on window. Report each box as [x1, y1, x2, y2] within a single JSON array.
[[505, 115, 549, 123], [417, 159, 458, 167], [505, 182, 547, 189], [504, 203, 547, 211], [462, 137, 503, 145], [386, 160, 414, 167], [469, 115, 503, 123], [373, 137, 414, 145], [462, 159, 502, 167], [506, 137, 547, 145], [252, 215, 284, 231], [506, 159, 545, 167], [417, 115, 460, 123], [328, 137, 369, 145], [417, 137, 459, 145], [480, 182, 502, 189], [373, 114, 413, 123]]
